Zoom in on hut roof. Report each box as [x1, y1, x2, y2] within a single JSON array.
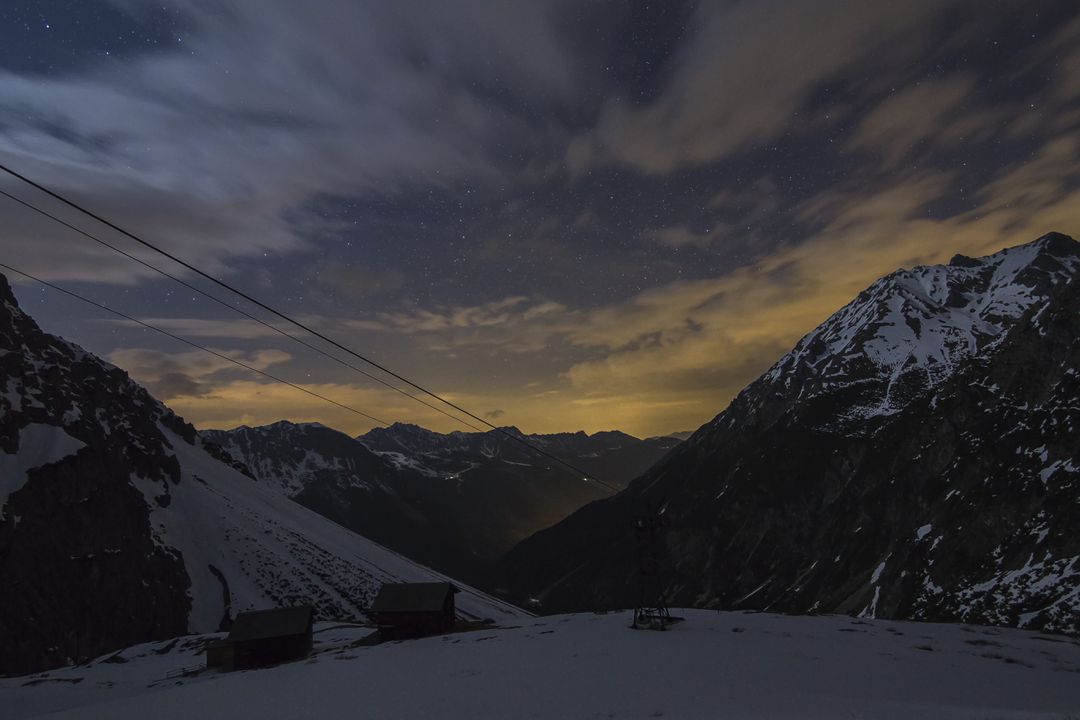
[[227, 606, 314, 643], [370, 582, 459, 613]]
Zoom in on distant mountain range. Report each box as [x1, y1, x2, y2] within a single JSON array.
[[497, 233, 1080, 635], [0, 274, 523, 676], [201, 421, 679, 581]]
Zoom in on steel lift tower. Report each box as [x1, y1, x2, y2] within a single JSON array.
[[632, 511, 672, 630]]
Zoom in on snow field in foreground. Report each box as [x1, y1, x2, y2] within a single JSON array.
[[4, 609, 1080, 720]]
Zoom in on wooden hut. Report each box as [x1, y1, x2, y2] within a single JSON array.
[[370, 582, 458, 639], [207, 606, 314, 670], [205, 639, 235, 669]]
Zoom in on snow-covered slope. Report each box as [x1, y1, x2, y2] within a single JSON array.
[[4, 610, 1079, 720], [0, 273, 524, 676], [139, 426, 524, 630]]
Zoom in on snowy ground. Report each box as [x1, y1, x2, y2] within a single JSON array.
[[4, 610, 1080, 719]]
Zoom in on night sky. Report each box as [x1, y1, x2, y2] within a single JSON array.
[[1, 1, 1079, 437]]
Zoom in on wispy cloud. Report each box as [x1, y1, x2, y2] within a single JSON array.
[[649, 224, 724, 250], [108, 317, 286, 339], [570, 0, 965, 174], [109, 346, 291, 400], [848, 75, 988, 166]]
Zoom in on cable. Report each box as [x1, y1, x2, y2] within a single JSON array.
[[0, 261, 391, 427], [0, 187, 485, 433], [0, 162, 619, 494]]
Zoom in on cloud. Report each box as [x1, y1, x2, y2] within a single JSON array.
[[332, 296, 580, 359], [650, 224, 726, 250], [109, 317, 286, 339], [108, 346, 291, 400], [1046, 15, 1080, 103], [1003, 14, 1080, 139], [151, 371, 214, 399], [358, 296, 537, 335], [314, 262, 407, 300], [848, 75, 987, 165], [709, 177, 781, 217], [570, 0, 964, 174]]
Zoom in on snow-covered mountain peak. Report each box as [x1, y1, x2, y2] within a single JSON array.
[[261, 419, 328, 431], [201, 420, 389, 496], [756, 233, 1078, 429], [360, 422, 454, 451], [224, 418, 341, 439]]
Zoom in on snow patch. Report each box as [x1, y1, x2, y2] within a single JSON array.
[[0, 423, 85, 519]]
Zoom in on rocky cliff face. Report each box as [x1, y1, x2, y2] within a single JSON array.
[[0, 274, 196, 675], [0, 275, 523, 676], [496, 233, 1080, 635]]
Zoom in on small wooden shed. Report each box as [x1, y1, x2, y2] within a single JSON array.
[[370, 582, 459, 639], [207, 605, 314, 670]]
